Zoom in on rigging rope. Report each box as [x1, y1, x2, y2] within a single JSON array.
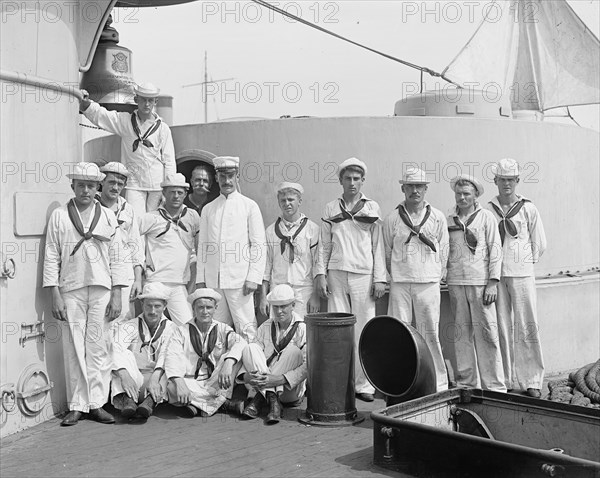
[[250, 0, 460, 87]]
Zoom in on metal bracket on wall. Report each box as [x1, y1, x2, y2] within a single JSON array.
[[20, 322, 45, 347], [0, 383, 16, 413]]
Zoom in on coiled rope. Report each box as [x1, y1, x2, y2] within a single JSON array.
[[548, 360, 600, 408]]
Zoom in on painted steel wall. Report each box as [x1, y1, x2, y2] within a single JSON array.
[[170, 116, 599, 277], [0, 1, 114, 437], [85, 115, 600, 375]]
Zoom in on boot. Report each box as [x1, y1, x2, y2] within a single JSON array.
[[115, 393, 137, 419], [219, 399, 244, 416], [266, 391, 281, 425], [181, 404, 199, 418], [136, 395, 156, 419], [242, 393, 265, 419]]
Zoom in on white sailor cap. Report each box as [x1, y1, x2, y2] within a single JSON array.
[[66, 162, 105, 182], [276, 182, 304, 195], [266, 284, 296, 306], [450, 174, 485, 196], [492, 158, 520, 178], [188, 288, 222, 306], [160, 173, 189, 189], [213, 156, 240, 171], [399, 167, 430, 185], [138, 282, 170, 301], [134, 82, 160, 98], [338, 157, 368, 177], [100, 161, 130, 179]]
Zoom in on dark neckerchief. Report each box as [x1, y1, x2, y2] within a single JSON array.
[[67, 199, 111, 256], [96, 194, 127, 226], [274, 217, 308, 263], [489, 198, 530, 245], [266, 320, 301, 367], [189, 323, 218, 379], [131, 112, 161, 152], [156, 207, 189, 238], [323, 198, 379, 225], [448, 208, 482, 254], [396, 204, 436, 252], [138, 317, 167, 361]]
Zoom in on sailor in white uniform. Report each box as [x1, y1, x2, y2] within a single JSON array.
[[446, 174, 506, 392], [80, 83, 176, 216], [260, 181, 320, 318], [487, 158, 547, 398], [165, 288, 247, 417], [196, 156, 266, 341], [43, 162, 128, 426], [97, 162, 144, 320], [383, 168, 449, 391], [240, 284, 307, 425], [139, 173, 200, 325], [111, 282, 178, 419], [315, 157, 387, 402]]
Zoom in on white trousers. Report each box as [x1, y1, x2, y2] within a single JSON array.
[[166, 359, 242, 416], [117, 283, 135, 322], [111, 355, 168, 406], [327, 270, 376, 394], [497, 276, 545, 390], [213, 288, 257, 342], [241, 343, 305, 403], [448, 285, 506, 392], [125, 189, 162, 217], [146, 282, 191, 326], [388, 282, 448, 391], [61, 286, 112, 412]]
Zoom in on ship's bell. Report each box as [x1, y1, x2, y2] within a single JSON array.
[[80, 15, 136, 113]]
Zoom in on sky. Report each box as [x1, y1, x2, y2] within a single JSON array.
[[110, 0, 600, 130]]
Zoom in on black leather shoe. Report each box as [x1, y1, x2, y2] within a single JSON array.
[[219, 398, 244, 416], [135, 396, 156, 419], [265, 392, 281, 425], [242, 394, 265, 419], [181, 404, 199, 418], [60, 410, 83, 426], [88, 408, 115, 424], [527, 388, 541, 398], [355, 393, 375, 402]]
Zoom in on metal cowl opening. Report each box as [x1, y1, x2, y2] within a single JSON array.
[[359, 315, 436, 404]]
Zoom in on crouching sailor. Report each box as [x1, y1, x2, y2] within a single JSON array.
[[240, 284, 307, 425], [165, 289, 247, 417], [111, 283, 178, 420]]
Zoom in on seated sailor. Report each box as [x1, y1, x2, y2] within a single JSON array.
[[111, 282, 178, 420], [240, 284, 307, 425], [165, 288, 247, 417]]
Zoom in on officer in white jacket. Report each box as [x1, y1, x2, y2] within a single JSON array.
[[111, 282, 178, 420], [196, 156, 266, 341]]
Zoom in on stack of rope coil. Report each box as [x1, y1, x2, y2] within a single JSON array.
[[547, 360, 600, 408]]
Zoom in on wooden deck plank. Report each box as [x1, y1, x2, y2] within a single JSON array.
[[0, 399, 392, 478]]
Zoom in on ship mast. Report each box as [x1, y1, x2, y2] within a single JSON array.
[[182, 51, 234, 123]]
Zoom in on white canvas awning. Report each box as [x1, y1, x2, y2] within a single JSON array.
[[442, 0, 600, 112]]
